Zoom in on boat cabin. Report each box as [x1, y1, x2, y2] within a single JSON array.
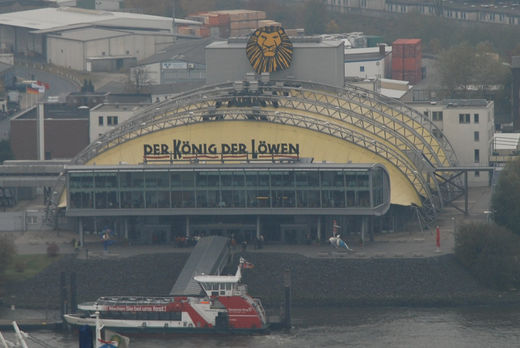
[[194, 274, 246, 297], [194, 263, 245, 297]]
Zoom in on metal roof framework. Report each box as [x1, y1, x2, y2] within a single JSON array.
[[67, 80, 459, 225]]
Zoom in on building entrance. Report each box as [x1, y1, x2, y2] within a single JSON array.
[[280, 224, 311, 244]]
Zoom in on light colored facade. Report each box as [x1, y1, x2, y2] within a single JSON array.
[[206, 38, 345, 88], [89, 103, 145, 143], [0, 7, 199, 57], [131, 60, 206, 85], [327, 0, 386, 12], [47, 28, 174, 71], [94, 0, 121, 10], [327, 0, 520, 25], [411, 99, 494, 186], [344, 46, 391, 79]]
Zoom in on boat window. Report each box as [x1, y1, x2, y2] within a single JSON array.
[[212, 283, 218, 290], [226, 283, 231, 290], [169, 312, 181, 321], [121, 311, 136, 320], [158, 312, 169, 320]]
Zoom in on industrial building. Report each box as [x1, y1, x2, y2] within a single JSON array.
[[0, 7, 200, 71], [10, 103, 89, 160], [89, 103, 146, 143], [206, 36, 345, 88], [344, 45, 392, 80], [130, 38, 212, 86], [326, 0, 520, 26]]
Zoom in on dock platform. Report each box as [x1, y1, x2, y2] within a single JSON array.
[[170, 236, 230, 296]]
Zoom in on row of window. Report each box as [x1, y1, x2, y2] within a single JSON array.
[[422, 111, 480, 124], [328, 1, 520, 25], [69, 170, 374, 190], [68, 168, 387, 210], [101, 311, 181, 321], [98, 116, 119, 126], [424, 111, 443, 121], [459, 113, 479, 124], [69, 188, 374, 210]]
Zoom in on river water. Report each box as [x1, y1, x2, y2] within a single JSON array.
[[3, 305, 520, 347]]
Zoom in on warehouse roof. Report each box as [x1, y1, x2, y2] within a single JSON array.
[[138, 37, 213, 66], [48, 27, 129, 41], [0, 7, 200, 31]]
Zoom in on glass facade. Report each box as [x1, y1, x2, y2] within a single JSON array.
[[68, 166, 388, 211]]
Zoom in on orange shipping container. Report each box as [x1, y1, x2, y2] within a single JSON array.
[[200, 26, 210, 37], [206, 14, 220, 26], [403, 57, 420, 71], [217, 14, 230, 25]]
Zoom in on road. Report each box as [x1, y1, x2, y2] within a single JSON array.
[[0, 65, 81, 140]]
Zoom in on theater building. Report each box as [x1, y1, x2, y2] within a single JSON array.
[[52, 28, 458, 245]]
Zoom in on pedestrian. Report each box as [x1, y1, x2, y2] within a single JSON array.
[[241, 240, 248, 252]]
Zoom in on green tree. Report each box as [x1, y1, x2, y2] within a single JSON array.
[[436, 42, 476, 96], [436, 41, 510, 99], [326, 19, 340, 34], [0, 140, 13, 163], [0, 236, 15, 282], [455, 222, 520, 290], [472, 42, 510, 97], [304, 0, 327, 35], [492, 158, 520, 235]]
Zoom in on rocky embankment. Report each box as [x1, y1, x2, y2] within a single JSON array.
[[3, 252, 519, 310]]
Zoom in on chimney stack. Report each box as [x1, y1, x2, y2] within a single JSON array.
[[379, 44, 386, 56]]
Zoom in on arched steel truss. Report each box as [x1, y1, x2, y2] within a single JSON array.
[[70, 80, 459, 224]]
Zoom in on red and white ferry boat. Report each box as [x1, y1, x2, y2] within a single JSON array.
[[64, 259, 268, 334]]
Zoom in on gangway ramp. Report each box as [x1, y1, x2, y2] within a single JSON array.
[[170, 236, 230, 296]]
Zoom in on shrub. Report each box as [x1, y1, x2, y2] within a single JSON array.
[[14, 260, 26, 273], [0, 236, 15, 276], [455, 222, 520, 290], [46, 242, 60, 257]]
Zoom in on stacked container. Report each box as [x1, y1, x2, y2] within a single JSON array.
[[391, 38, 422, 85], [185, 10, 268, 38]]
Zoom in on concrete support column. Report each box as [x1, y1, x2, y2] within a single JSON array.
[[317, 216, 322, 241], [256, 216, 261, 239], [124, 218, 129, 240], [37, 103, 45, 160], [185, 216, 190, 237], [369, 216, 374, 242], [79, 217, 84, 247], [361, 216, 368, 247]]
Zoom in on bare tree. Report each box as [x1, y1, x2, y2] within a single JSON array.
[[130, 67, 150, 93]]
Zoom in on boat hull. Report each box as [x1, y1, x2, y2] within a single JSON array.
[[64, 314, 269, 335]]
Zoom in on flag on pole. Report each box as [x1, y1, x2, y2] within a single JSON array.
[[31, 81, 46, 93], [26, 85, 39, 94]]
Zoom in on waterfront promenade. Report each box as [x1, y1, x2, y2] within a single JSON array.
[[10, 187, 492, 260]]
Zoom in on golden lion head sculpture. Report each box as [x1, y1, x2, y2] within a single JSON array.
[[246, 26, 293, 74]]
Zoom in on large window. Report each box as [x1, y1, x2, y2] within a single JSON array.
[[459, 113, 470, 124], [68, 167, 387, 211], [432, 111, 443, 121]]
